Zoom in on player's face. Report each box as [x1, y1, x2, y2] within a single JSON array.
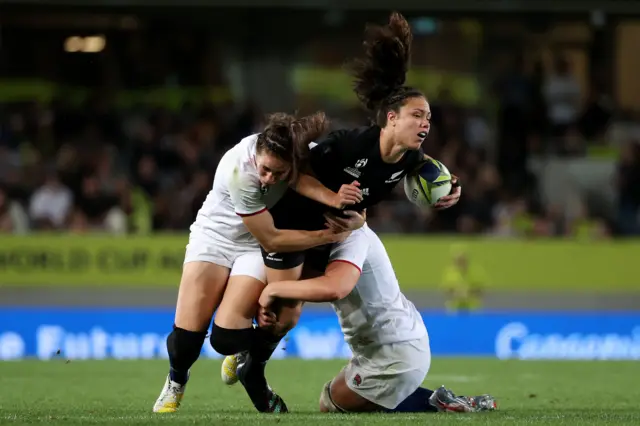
[[256, 152, 290, 186], [389, 97, 431, 150]]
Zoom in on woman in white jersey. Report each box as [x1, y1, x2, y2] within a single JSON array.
[[153, 112, 365, 413], [255, 225, 497, 414]]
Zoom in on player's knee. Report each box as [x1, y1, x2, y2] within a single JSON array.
[[166, 326, 207, 369], [319, 380, 345, 413], [209, 324, 254, 356]]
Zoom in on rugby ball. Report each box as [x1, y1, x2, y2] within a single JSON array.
[[404, 158, 453, 207]]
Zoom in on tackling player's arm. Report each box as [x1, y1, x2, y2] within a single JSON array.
[[259, 230, 367, 309], [259, 261, 361, 304], [230, 167, 348, 253], [241, 210, 345, 253]]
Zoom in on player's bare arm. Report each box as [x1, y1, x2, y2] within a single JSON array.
[[259, 261, 360, 307], [294, 175, 363, 209], [241, 209, 349, 253]]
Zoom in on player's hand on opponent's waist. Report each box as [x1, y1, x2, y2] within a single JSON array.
[[434, 174, 462, 210], [332, 180, 363, 209], [324, 209, 366, 233], [319, 228, 351, 245]]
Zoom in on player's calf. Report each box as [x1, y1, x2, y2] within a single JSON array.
[[213, 319, 290, 412], [167, 326, 207, 385], [153, 326, 206, 413], [236, 352, 289, 413]]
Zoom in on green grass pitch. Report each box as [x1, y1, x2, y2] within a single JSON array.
[[1, 358, 639, 425]]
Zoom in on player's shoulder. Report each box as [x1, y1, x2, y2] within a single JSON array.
[[225, 134, 261, 185], [406, 147, 426, 166], [234, 133, 260, 160], [235, 133, 260, 166], [334, 125, 380, 145], [313, 125, 380, 154]]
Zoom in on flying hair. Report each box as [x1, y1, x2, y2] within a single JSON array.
[[346, 12, 424, 126]]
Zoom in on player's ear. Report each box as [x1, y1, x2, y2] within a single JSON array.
[[386, 110, 398, 125]]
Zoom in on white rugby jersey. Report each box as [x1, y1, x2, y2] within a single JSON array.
[[328, 225, 428, 348], [191, 134, 289, 246]]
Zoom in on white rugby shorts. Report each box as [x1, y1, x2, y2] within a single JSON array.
[[343, 334, 431, 410], [184, 225, 266, 283]]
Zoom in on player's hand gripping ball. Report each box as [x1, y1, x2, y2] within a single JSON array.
[[404, 158, 454, 208]]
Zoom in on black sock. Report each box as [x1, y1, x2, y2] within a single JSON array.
[[236, 327, 284, 389], [209, 324, 255, 356], [387, 387, 437, 413], [250, 327, 284, 362], [166, 325, 207, 385]]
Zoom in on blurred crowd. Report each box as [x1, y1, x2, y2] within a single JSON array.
[[1, 56, 639, 238], [0, 96, 263, 235]]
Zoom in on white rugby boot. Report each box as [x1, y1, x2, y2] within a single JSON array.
[[153, 373, 188, 413]]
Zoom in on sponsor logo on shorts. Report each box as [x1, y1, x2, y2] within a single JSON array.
[[266, 253, 283, 262]]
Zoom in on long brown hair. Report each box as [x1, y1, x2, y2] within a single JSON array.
[[256, 111, 330, 184]]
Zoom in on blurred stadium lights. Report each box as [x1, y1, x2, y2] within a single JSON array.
[[2, 0, 640, 14], [63, 35, 106, 53]]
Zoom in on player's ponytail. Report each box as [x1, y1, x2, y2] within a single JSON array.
[[257, 111, 330, 185], [347, 12, 425, 127]]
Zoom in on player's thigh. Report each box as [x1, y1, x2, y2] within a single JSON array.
[[319, 369, 380, 413], [262, 248, 305, 320], [263, 248, 305, 285], [214, 252, 267, 330], [175, 260, 230, 331], [176, 235, 238, 331]]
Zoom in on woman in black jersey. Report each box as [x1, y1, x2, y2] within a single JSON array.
[[214, 11, 462, 412]]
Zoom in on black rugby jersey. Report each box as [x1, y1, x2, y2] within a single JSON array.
[[309, 125, 424, 210], [269, 125, 425, 231]]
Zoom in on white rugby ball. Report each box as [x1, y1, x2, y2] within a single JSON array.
[[403, 158, 453, 207]]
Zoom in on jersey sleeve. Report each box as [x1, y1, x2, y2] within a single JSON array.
[[328, 228, 370, 274], [408, 147, 427, 171], [228, 166, 267, 216]]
